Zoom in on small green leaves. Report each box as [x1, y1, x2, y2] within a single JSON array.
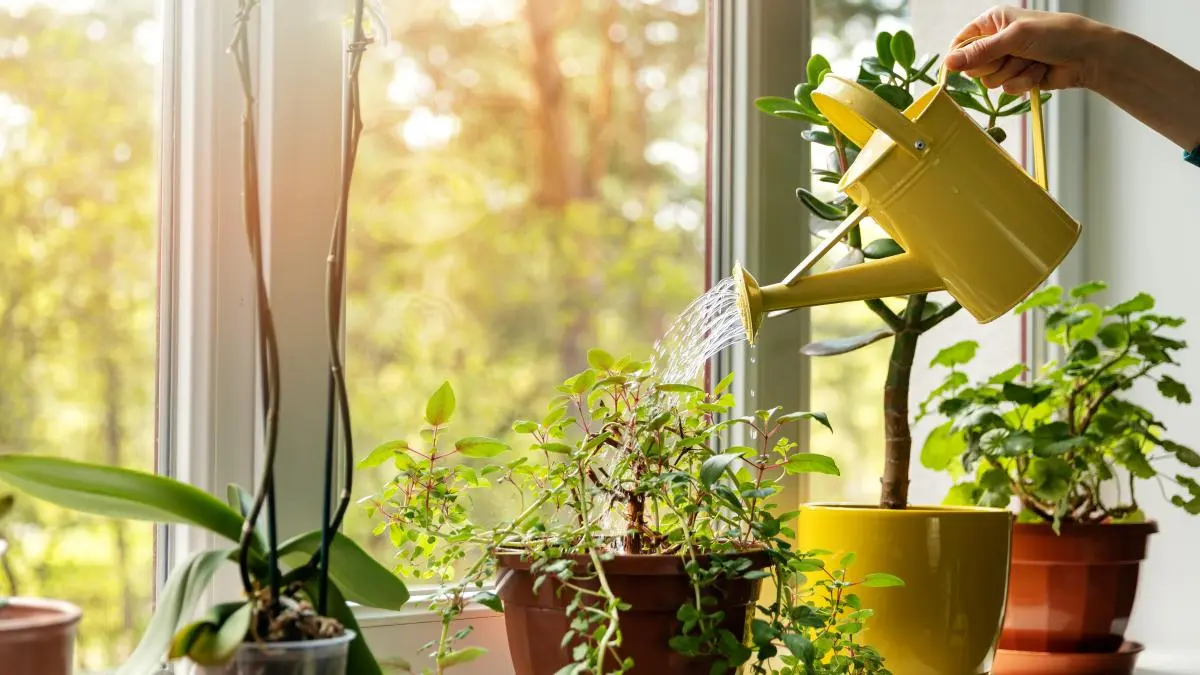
[[795, 187, 848, 221], [358, 440, 410, 469], [512, 420, 539, 434], [890, 30, 916, 69], [783, 453, 840, 476], [425, 381, 456, 426], [872, 84, 913, 110], [806, 54, 831, 85], [776, 411, 833, 432], [862, 238, 904, 259], [586, 348, 614, 370], [930, 340, 979, 368], [862, 573, 905, 588], [920, 422, 966, 472], [1015, 286, 1062, 313], [1158, 375, 1192, 404], [700, 453, 743, 487], [455, 437, 510, 459], [874, 31, 894, 68], [438, 647, 487, 668], [1071, 281, 1108, 298], [1111, 292, 1155, 316]]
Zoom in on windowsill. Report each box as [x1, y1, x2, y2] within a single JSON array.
[[354, 596, 501, 627], [1136, 650, 1198, 674]]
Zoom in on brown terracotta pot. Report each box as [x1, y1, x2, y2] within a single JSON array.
[[1000, 522, 1157, 653], [0, 597, 81, 675], [496, 550, 768, 674]]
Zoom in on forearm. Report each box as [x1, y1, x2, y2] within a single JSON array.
[[1089, 28, 1200, 151]]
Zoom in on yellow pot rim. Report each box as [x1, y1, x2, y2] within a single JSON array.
[[800, 502, 1014, 518]]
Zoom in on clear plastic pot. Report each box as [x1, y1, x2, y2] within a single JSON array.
[[193, 630, 355, 675]]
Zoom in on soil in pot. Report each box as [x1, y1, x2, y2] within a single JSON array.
[[194, 630, 356, 675], [0, 597, 81, 675], [496, 550, 767, 675], [1001, 522, 1157, 653]]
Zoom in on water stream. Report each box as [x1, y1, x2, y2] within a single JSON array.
[[649, 275, 747, 385]]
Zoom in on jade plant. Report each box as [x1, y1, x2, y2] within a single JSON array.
[[362, 353, 901, 675], [919, 282, 1199, 527], [0, 2, 407, 673], [754, 31, 1051, 509]]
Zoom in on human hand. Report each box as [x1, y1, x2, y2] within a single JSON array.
[[944, 5, 1117, 94]]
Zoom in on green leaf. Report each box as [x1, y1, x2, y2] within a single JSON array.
[[455, 437, 509, 459], [794, 83, 818, 112], [784, 453, 840, 476], [1113, 438, 1155, 479], [1068, 339, 1100, 363], [1158, 375, 1192, 404], [304, 579, 383, 675], [863, 238, 904, 259], [512, 420, 538, 434], [439, 647, 488, 668], [945, 70, 976, 92], [921, 422, 966, 471], [998, 92, 1052, 115], [782, 632, 814, 660], [476, 592, 504, 613], [840, 552, 856, 568], [278, 531, 409, 610], [1002, 382, 1042, 406], [947, 90, 990, 114], [1111, 293, 1155, 316], [930, 341, 979, 368], [987, 364, 1027, 385], [986, 127, 1007, 144], [800, 328, 893, 357], [0, 455, 246, 545], [776, 411, 833, 432], [358, 440, 410, 469], [586, 348, 614, 370], [873, 84, 913, 110], [795, 187, 848, 221], [184, 601, 252, 666], [943, 482, 981, 506], [657, 383, 704, 394], [861, 56, 893, 79], [807, 54, 832, 85], [1071, 281, 1108, 298], [700, 453, 743, 487], [425, 382, 456, 426], [1028, 457, 1073, 501], [116, 549, 232, 675], [754, 95, 804, 115], [890, 30, 916, 69], [1015, 286, 1063, 313], [874, 32, 894, 68], [801, 129, 835, 146], [862, 572, 905, 588], [225, 484, 266, 550], [996, 92, 1019, 110], [538, 442, 573, 454], [1098, 322, 1128, 348], [1160, 439, 1200, 468]]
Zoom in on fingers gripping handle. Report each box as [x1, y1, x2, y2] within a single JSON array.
[[941, 34, 1049, 191]]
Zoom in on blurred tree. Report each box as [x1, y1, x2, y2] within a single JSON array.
[[0, 0, 158, 668]]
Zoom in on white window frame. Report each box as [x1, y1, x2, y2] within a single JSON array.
[[158, 0, 811, 671]]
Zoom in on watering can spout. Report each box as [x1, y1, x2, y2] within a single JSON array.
[[734, 255, 943, 346]]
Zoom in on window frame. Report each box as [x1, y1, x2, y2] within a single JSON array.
[[160, 0, 812, 669]]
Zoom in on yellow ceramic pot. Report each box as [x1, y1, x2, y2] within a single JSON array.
[[796, 504, 1013, 675]]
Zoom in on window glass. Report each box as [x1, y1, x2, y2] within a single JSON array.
[[807, 0, 910, 502], [344, 0, 709, 572], [0, 0, 162, 668]]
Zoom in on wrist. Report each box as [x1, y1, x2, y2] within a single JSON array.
[[1082, 24, 1136, 94]]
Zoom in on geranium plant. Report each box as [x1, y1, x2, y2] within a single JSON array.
[[919, 282, 1200, 527], [362, 352, 901, 674], [754, 30, 1051, 509]]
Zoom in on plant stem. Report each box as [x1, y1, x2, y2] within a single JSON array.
[[316, 0, 369, 615], [231, 0, 282, 602], [879, 294, 925, 509]]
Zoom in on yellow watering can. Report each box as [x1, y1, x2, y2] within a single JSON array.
[[735, 42, 1081, 345]]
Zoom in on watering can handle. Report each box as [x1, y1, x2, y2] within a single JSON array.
[[810, 76, 930, 158], [939, 35, 1049, 191]]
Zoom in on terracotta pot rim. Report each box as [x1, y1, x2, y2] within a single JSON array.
[[801, 502, 1012, 517], [495, 548, 769, 575], [0, 597, 81, 634], [996, 640, 1145, 657], [1013, 521, 1159, 534]]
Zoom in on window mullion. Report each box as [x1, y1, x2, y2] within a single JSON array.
[[256, 0, 346, 539]]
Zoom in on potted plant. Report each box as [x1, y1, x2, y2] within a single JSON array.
[[751, 30, 1047, 674], [0, 2, 408, 673], [0, 493, 83, 675], [361, 359, 902, 674], [921, 281, 1197, 673]]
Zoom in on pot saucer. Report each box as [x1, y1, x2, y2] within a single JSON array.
[[993, 641, 1145, 675]]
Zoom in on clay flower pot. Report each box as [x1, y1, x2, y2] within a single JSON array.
[[1000, 521, 1157, 653], [496, 550, 767, 674], [0, 597, 81, 675]]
